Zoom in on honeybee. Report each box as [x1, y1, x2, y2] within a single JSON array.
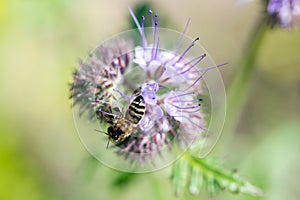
[[105, 95, 146, 145]]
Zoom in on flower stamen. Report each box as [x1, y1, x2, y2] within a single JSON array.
[[174, 18, 191, 54], [171, 115, 211, 134], [141, 16, 147, 49], [168, 91, 195, 100], [128, 6, 142, 35], [179, 53, 206, 75], [169, 104, 200, 110], [183, 63, 228, 92], [168, 37, 199, 66]]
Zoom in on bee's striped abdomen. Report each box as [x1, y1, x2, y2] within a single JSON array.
[[126, 95, 146, 124]]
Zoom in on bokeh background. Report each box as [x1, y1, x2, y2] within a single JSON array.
[[1, 0, 300, 199]]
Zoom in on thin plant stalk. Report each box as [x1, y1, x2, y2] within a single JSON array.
[[221, 16, 269, 145]]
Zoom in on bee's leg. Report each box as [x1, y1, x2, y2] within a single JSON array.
[[95, 99, 114, 107], [132, 86, 142, 95], [103, 111, 122, 125], [112, 107, 121, 114], [97, 109, 118, 118], [105, 115, 114, 125], [113, 89, 130, 102]]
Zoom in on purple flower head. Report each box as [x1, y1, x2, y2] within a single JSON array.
[[71, 8, 226, 170], [70, 39, 133, 120], [267, 0, 300, 27]]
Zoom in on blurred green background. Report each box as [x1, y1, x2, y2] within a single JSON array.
[[1, 0, 300, 199]]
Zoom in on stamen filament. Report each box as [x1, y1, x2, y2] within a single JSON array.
[[141, 16, 147, 49], [180, 108, 201, 113], [168, 37, 199, 66], [183, 70, 208, 92], [179, 53, 206, 74], [171, 115, 211, 134], [174, 18, 191, 54], [128, 6, 142, 35], [170, 103, 200, 110], [198, 62, 228, 72], [183, 63, 228, 92], [172, 99, 199, 103], [168, 91, 195, 99]]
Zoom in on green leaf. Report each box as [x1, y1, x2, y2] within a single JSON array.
[[188, 166, 203, 195], [170, 158, 188, 196], [170, 153, 263, 197]]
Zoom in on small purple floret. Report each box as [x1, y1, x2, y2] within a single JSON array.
[[267, 0, 300, 27]]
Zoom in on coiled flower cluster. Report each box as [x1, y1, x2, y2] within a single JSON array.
[[71, 39, 133, 120], [71, 8, 225, 166]]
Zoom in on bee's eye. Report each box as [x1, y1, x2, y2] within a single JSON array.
[[112, 133, 119, 140], [117, 128, 124, 135], [107, 127, 114, 134], [107, 127, 119, 141]]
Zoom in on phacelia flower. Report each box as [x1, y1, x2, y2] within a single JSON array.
[[70, 39, 133, 120], [71, 8, 226, 167], [267, 0, 300, 27]]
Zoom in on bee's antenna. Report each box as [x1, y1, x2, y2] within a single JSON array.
[[94, 129, 111, 149], [94, 129, 109, 136], [106, 140, 110, 149]]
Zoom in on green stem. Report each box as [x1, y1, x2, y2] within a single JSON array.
[[183, 153, 236, 183], [222, 17, 269, 142], [182, 153, 263, 196]]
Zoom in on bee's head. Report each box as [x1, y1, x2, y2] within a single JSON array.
[[107, 126, 122, 143]]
